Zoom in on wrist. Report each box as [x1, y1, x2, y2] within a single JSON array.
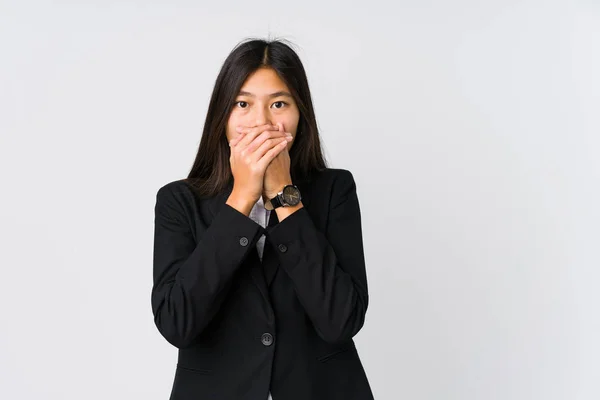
[[226, 190, 255, 216], [264, 181, 293, 200]]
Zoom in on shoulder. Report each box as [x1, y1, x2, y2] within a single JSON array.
[[156, 179, 192, 201], [320, 167, 357, 193], [327, 168, 357, 204], [154, 179, 198, 219], [309, 167, 355, 187], [305, 168, 358, 209]]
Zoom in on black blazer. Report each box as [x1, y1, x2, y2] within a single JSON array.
[[151, 167, 374, 400]]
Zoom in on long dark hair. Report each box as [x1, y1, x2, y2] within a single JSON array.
[[185, 37, 328, 198]]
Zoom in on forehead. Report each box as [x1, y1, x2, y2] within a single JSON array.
[[240, 68, 290, 93]]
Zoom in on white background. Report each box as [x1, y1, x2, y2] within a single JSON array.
[[1, 1, 598, 399]]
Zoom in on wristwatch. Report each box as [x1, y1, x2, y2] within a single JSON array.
[[264, 184, 302, 210]]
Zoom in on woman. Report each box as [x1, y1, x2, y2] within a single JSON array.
[[151, 38, 374, 400]]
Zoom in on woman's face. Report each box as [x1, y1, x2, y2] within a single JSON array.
[[226, 67, 300, 151]]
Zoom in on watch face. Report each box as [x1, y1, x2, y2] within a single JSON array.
[[282, 185, 301, 205]]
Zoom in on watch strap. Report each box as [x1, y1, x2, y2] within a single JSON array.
[[270, 193, 284, 209]]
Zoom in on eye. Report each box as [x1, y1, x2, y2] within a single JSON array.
[[234, 101, 249, 108], [272, 101, 287, 109]]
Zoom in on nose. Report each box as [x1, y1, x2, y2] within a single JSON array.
[[253, 107, 272, 127]]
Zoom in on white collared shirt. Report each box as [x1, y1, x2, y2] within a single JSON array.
[[249, 195, 272, 261]]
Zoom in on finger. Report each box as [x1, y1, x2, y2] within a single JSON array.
[[244, 125, 290, 153], [257, 138, 289, 169], [277, 122, 292, 145], [230, 132, 245, 146], [236, 124, 277, 148], [236, 122, 277, 129], [276, 122, 291, 139], [235, 123, 276, 135], [250, 129, 292, 155], [229, 131, 246, 147], [250, 135, 287, 162], [231, 133, 246, 149], [237, 123, 288, 138]]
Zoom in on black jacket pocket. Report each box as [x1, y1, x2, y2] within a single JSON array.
[[176, 363, 213, 375]]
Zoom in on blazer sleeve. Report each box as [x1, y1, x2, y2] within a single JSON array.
[[264, 170, 369, 344], [151, 183, 266, 348]]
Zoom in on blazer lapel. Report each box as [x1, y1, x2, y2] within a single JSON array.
[[205, 180, 274, 305], [247, 245, 271, 307], [206, 177, 312, 299], [262, 210, 280, 286], [263, 179, 312, 287]]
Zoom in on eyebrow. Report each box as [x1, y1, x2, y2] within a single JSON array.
[[237, 90, 293, 99]]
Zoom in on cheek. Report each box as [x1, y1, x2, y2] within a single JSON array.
[[287, 110, 300, 134], [280, 116, 299, 134], [226, 117, 240, 141], [290, 121, 301, 137]]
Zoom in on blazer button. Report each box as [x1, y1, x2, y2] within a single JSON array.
[[277, 244, 287, 252], [239, 237, 249, 246], [261, 332, 274, 346]]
